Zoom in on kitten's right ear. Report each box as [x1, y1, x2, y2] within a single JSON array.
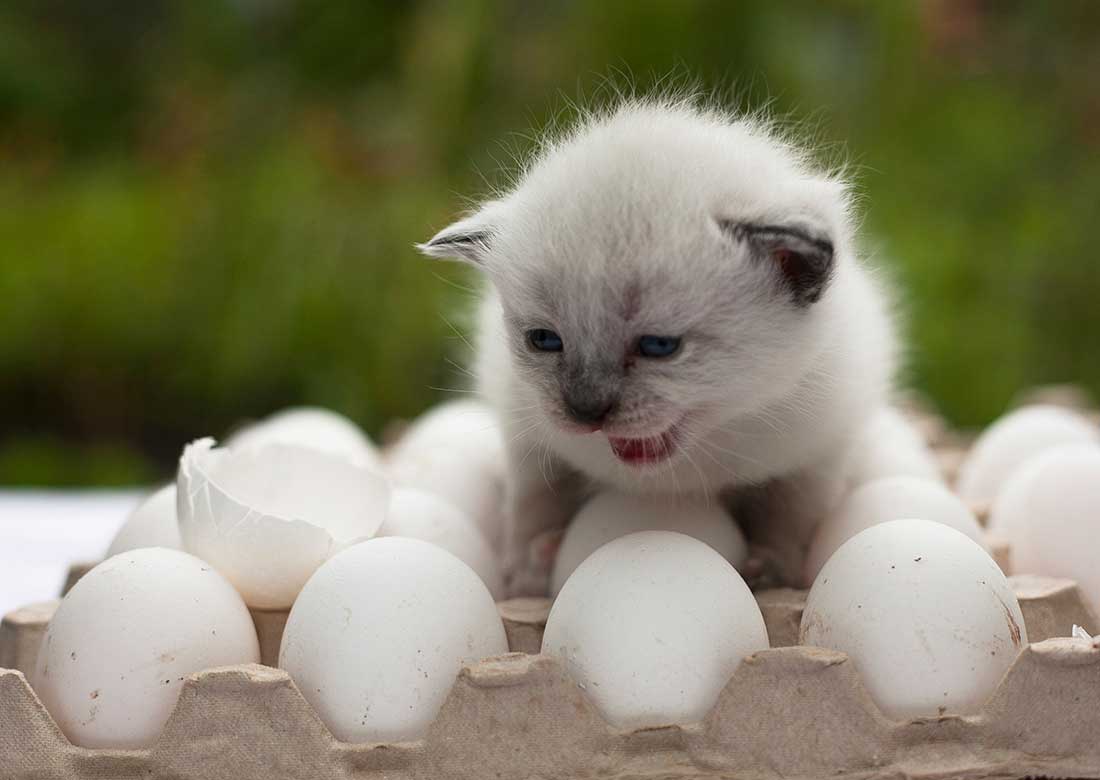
[[416, 200, 508, 266]]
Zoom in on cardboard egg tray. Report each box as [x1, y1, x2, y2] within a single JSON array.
[[2, 565, 1098, 780]]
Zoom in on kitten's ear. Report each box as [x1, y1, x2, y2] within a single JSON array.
[[719, 219, 835, 306], [417, 200, 509, 266]]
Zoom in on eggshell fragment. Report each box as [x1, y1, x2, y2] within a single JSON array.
[[800, 519, 1027, 720], [278, 537, 508, 742], [386, 400, 507, 551], [844, 406, 943, 488], [956, 405, 1099, 506], [379, 487, 504, 599], [177, 438, 389, 608], [105, 484, 182, 557], [226, 406, 381, 469], [805, 476, 986, 584], [550, 490, 747, 597], [543, 531, 768, 729], [32, 548, 260, 748], [988, 444, 1100, 605]]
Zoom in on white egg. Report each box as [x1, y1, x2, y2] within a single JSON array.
[[550, 490, 747, 597], [542, 531, 768, 729], [278, 537, 508, 742], [800, 519, 1027, 720], [177, 438, 389, 608], [105, 484, 181, 557], [804, 476, 986, 584], [32, 548, 260, 748], [956, 404, 1099, 505], [844, 406, 943, 488], [226, 406, 381, 469], [988, 444, 1100, 604], [380, 487, 504, 599], [386, 400, 507, 551]]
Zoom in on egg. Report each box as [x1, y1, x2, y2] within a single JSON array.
[[542, 531, 768, 729], [177, 438, 390, 608], [105, 483, 182, 557], [386, 400, 508, 551], [956, 405, 1099, 506], [800, 519, 1026, 720], [278, 537, 508, 742], [379, 487, 504, 599], [550, 490, 747, 597], [225, 406, 381, 469], [804, 476, 986, 584], [844, 406, 943, 488], [31, 548, 260, 748], [988, 443, 1100, 603]]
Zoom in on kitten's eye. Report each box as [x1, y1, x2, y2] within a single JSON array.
[[637, 335, 681, 358], [527, 328, 563, 352]]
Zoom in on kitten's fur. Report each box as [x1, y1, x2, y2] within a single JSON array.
[[419, 98, 897, 596]]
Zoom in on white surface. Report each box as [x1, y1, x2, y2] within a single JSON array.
[[106, 484, 182, 557], [33, 548, 260, 748], [0, 489, 143, 617], [550, 490, 748, 598], [800, 519, 1027, 720], [177, 438, 390, 609], [542, 531, 769, 729], [279, 537, 508, 743]]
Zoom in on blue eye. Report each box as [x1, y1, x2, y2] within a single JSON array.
[[637, 335, 681, 358], [527, 328, 563, 352]]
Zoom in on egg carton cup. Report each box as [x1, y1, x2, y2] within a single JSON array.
[[3, 575, 1099, 780]]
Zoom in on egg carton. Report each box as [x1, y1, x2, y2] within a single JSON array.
[[2, 573, 1098, 780]]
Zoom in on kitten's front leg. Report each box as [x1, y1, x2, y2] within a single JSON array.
[[499, 438, 585, 598]]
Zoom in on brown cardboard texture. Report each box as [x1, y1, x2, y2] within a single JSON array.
[[3, 575, 1099, 780]]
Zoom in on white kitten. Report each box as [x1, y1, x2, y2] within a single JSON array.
[[420, 98, 898, 595]]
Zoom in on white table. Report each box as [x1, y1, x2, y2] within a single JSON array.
[[0, 489, 146, 617]]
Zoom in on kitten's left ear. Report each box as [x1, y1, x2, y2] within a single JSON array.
[[719, 219, 836, 306], [417, 200, 509, 266]]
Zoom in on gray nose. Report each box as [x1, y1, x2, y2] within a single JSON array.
[[564, 396, 615, 426]]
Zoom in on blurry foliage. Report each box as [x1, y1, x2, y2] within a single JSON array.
[[1, 0, 1098, 485]]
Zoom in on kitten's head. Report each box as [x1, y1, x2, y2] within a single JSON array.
[[420, 100, 854, 469]]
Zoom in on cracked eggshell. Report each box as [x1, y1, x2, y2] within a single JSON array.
[[956, 404, 1099, 506], [386, 400, 507, 551], [278, 537, 508, 743], [225, 407, 381, 469], [31, 548, 260, 749], [105, 484, 182, 557], [550, 490, 748, 598], [379, 487, 504, 599], [989, 443, 1100, 604], [542, 531, 768, 729], [177, 438, 390, 608], [805, 476, 986, 585], [800, 519, 1026, 721]]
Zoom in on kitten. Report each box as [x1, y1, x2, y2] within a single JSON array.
[[419, 98, 898, 596]]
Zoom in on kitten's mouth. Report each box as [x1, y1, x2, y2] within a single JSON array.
[[607, 427, 678, 466]]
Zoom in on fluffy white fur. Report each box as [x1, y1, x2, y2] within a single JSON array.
[[420, 99, 898, 595]]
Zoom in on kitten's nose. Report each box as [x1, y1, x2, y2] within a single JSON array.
[[564, 396, 615, 427]]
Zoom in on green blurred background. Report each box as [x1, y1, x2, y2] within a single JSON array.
[[1, 0, 1098, 486]]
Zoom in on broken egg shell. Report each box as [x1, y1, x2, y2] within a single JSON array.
[[177, 438, 390, 609], [805, 476, 986, 585], [379, 487, 505, 599], [105, 483, 182, 558], [956, 404, 1099, 506], [801, 518, 1027, 721], [550, 490, 748, 598], [225, 406, 382, 470], [278, 536, 508, 743], [31, 548, 260, 749], [543, 531, 768, 729]]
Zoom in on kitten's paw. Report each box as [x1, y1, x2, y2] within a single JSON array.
[[741, 544, 801, 591]]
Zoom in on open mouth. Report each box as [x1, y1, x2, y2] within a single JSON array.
[[607, 428, 678, 466]]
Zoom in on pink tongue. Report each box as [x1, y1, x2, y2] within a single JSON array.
[[609, 435, 670, 462]]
